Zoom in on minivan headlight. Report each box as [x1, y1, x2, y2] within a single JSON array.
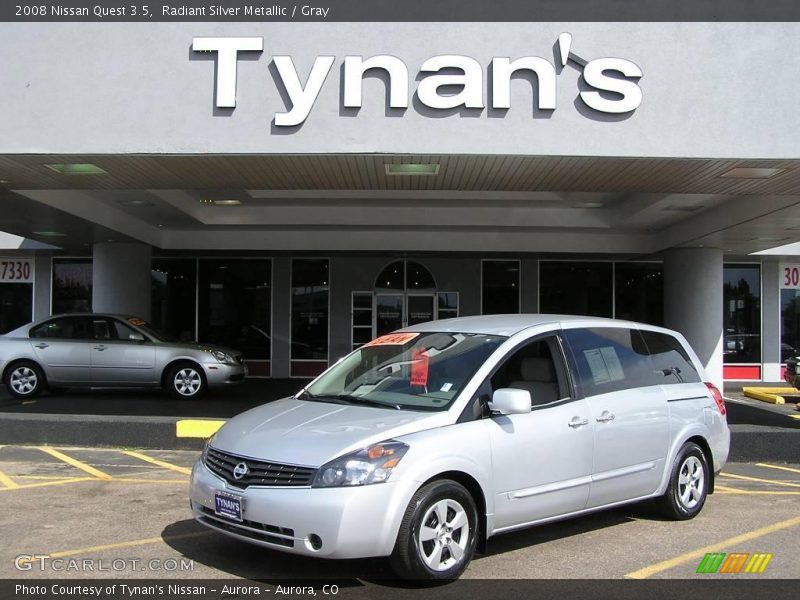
[[312, 441, 409, 487]]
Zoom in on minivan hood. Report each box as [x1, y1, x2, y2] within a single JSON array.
[[211, 397, 448, 466]]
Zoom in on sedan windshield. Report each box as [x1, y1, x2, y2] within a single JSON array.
[[302, 332, 506, 411]]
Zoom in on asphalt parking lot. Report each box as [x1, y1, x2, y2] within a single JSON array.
[[1, 445, 798, 583]]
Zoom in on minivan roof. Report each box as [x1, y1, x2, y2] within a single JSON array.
[[402, 314, 641, 337]]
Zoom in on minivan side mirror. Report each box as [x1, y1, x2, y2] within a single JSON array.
[[489, 388, 532, 416]]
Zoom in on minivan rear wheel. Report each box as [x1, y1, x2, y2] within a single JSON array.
[[390, 479, 478, 580], [6, 361, 45, 399], [657, 441, 709, 520]]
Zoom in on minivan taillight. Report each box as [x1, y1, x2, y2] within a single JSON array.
[[705, 382, 727, 417]]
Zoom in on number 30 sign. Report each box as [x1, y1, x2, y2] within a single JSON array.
[[781, 264, 800, 289]]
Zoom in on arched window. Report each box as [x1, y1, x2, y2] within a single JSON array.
[[375, 260, 436, 291]]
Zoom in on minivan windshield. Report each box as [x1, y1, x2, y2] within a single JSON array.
[[301, 332, 506, 411]]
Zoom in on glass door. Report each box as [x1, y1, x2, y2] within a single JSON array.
[[407, 294, 435, 327], [375, 293, 404, 336]]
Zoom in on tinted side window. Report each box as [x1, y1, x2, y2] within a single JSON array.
[[639, 330, 701, 384], [30, 317, 90, 340], [563, 327, 656, 396]]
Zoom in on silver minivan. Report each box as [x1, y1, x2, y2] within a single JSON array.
[[190, 315, 730, 580]]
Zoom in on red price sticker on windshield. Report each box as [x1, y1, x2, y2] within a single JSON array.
[[410, 349, 429, 387], [363, 332, 419, 347]]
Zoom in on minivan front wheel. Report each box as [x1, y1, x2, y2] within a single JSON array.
[[390, 479, 478, 580], [6, 361, 45, 399], [658, 442, 709, 520]]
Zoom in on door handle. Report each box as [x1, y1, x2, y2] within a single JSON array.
[[34, 343, 49, 349], [596, 411, 615, 423], [93, 345, 107, 351], [568, 417, 589, 429]]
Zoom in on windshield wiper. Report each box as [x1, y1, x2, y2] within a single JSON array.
[[297, 390, 400, 410]]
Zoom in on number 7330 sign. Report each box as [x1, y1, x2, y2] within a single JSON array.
[[0, 258, 33, 283]]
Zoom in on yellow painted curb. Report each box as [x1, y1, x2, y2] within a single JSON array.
[[176, 419, 226, 438], [741, 387, 798, 404]]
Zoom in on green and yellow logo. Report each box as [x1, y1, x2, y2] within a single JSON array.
[[696, 552, 773, 574]]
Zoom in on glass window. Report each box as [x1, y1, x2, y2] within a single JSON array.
[[52, 259, 92, 314], [292, 258, 329, 360], [304, 332, 506, 411], [437, 292, 459, 320], [30, 316, 91, 340], [781, 289, 800, 363], [563, 327, 654, 396], [0, 282, 33, 334], [198, 259, 271, 360], [639, 330, 701, 384], [110, 319, 142, 341], [724, 264, 761, 364], [614, 263, 663, 325], [152, 258, 197, 343], [482, 260, 520, 314], [375, 261, 404, 290], [540, 262, 612, 317], [406, 261, 436, 290], [352, 291, 373, 351], [489, 336, 570, 406]]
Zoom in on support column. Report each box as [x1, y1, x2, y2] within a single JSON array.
[[271, 256, 291, 378], [92, 243, 152, 319], [761, 259, 782, 382], [664, 247, 723, 389], [33, 255, 52, 319]]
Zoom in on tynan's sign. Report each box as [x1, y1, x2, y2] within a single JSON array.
[[192, 33, 643, 127]]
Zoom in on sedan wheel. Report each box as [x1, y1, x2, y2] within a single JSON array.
[[657, 441, 709, 520], [168, 365, 206, 399], [391, 479, 478, 580], [6, 362, 44, 399]]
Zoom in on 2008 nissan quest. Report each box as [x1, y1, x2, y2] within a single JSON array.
[[190, 315, 730, 580]]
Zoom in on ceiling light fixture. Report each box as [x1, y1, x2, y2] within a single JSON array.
[[720, 167, 784, 179], [572, 202, 604, 209], [119, 199, 154, 207], [44, 163, 107, 175], [385, 164, 440, 176], [32, 231, 67, 237], [212, 199, 242, 206], [749, 236, 788, 243], [662, 205, 702, 212]]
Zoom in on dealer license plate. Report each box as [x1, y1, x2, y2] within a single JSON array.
[[214, 491, 243, 521]]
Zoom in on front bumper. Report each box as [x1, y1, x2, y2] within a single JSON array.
[[189, 459, 412, 559], [202, 362, 247, 387]]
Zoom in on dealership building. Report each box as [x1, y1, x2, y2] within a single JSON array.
[[1, 21, 799, 388]]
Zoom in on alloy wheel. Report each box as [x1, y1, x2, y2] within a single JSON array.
[[174, 368, 202, 396], [10, 366, 38, 395], [417, 498, 470, 572], [678, 455, 705, 509]]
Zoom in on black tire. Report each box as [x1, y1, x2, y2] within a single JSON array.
[[657, 442, 710, 520], [165, 363, 206, 399], [5, 361, 45, 399], [390, 479, 478, 581]]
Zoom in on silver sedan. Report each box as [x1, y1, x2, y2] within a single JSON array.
[[0, 313, 247, 399]]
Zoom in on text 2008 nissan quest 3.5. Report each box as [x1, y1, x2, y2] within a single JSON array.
[[190, 315, 730, 580]]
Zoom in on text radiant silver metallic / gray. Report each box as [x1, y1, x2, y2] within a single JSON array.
[[0, 313, 246, 399], [190, 314, 730, 580]]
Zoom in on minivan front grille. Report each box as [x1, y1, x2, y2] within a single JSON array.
[[205, 447, 316, 489]]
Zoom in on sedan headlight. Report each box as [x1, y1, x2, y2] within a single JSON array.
[[312, 441, 409, 488], [207, 349, 236, 365]]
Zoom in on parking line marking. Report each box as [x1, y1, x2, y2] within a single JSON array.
[[718, 472, 800, 488], [625, 515, 800, 579], [755, 462, 800, 476], [14, 531, 211, 567], [120, 450, 192, 475], [715, 484, 800, 495], [0, 469, 19, 489], [38, 447, 113, 480], [0, 477, 95, 491], [176, 419, 226, 438]]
